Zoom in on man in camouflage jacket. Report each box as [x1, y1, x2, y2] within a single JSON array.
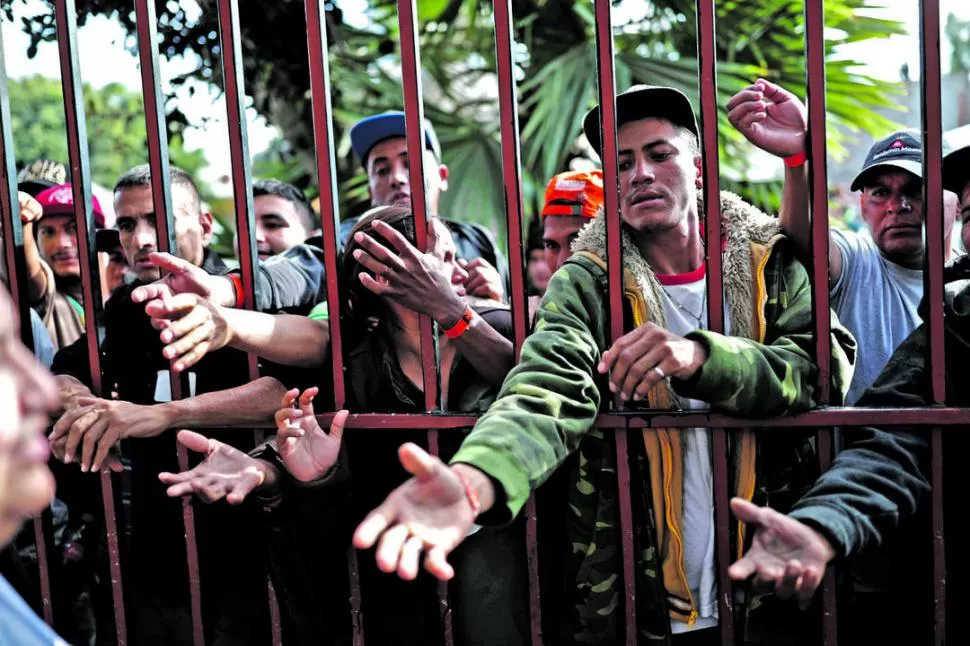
[[353, 85, 857, 645]]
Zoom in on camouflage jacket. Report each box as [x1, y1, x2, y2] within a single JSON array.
[[451, 192, 856, 644]]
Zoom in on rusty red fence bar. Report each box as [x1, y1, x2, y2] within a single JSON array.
[[0, 20, 57, 631], [590, 0, 637, 641], [491, 0, 542, 643], [51, 0, 129, 642], [802, 0, 838, 641], [131, 0, 205, 641], [693, 1, 737, 642], [212, 0, 286, 643], [919, 1, 946, 644], [396, 0, 453, 640]]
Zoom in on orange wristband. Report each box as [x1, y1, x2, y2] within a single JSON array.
[[453, 467, 481, 518], [784, 151, 807, 168], [443, 305, 474, 339], [228, 274, 245, 308]]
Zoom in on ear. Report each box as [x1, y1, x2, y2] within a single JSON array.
[[438, 163, 449, 192], [694, 156, 703, 189], [199, 210, 215, 247]]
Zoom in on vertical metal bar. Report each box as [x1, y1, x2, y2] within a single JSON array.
[[212, 1, 283, 643], [132, 1, 204, 643], [803, 1, 838, 642], [491, 1, 541, 643], [303, 1, 359, 643], [52, 1, 129, 643], [695, 1, 735, 643], [592, 0, 636, 641], [397, 1, 450, 641], [920, 2, 946, 644], [304, 0, 346, 410], [0, 22, 56, 630]]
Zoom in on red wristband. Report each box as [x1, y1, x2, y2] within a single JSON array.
[[443, 305, 474, 339], [784, 151, 807, 168], [453, 468, 481, 518], [228, 274, 245, 308]]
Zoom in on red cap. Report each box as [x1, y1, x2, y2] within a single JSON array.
[[541, 170, 604, 219], [34, 183, 105, 228]]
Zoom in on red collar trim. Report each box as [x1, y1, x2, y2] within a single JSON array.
[[656, 263, 707, 286]]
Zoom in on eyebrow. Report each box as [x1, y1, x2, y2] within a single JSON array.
[[618, 138, 675, 157]]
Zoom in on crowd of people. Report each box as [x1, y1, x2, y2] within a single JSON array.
[[0, 77, 969, 646]]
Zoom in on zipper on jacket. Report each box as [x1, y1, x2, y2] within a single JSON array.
[[658, 429, 698, 626]]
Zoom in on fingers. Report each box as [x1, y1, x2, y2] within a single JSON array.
[[352, 248, 391, 279], [353, 230, 408, 271], [175, 430, 215, 456], [369, 220, 419, 256], [298, 387, 319, 419], [50, 400, 99, 443], [148, 251, 195, 275], [727, 101, 766, 131], [353, 510, 392, 549], [463, 274, 492, 298], [358, 272, 393, 296], [61, 406, 102, 465], [727, 554, 758, 582], [796, 566, 824, 610], [398, 536, 424, 581], [398, 442, 440, 482], [145, 293, 204, 323], [424, 546, 456, 581], [131, 282, 173, 304], [774, 560, 803, 600], [375, 524, 410, 574], [280, 388, 299, 409], [605, 335, 657, 399], [78, 416, 111, 473], [162, 323, 214, 373], [725, 86, 764, 111], [274, 407, 304, 431]]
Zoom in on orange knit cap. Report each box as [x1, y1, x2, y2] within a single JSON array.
[[541, 169, 604, 219]]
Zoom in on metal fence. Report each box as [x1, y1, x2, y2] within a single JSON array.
[[0, 0, 954, 644]]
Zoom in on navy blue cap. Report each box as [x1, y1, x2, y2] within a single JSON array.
[[350, 111, 442, 164], [850, 130, 924, 191], [943, 128, 970, 196]]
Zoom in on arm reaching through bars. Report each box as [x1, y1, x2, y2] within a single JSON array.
[[726, 79, 844, 285]]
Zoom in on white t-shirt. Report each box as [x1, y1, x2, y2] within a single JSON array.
[[657, 276, 731, 634], [831, 229, 923, 404]]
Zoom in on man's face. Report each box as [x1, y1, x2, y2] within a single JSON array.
[[860, 169, 924, 265], [617, 118, 701, 234], [527, 250, 551, 294], [366, 137, 448, 215], [36, 214, 80, 279], [0, 285, 58, 547], [115, 184, 212, 281], [105, 246, 132, 294], [254, 195, 311, 259], [542, 214, 588, 274]]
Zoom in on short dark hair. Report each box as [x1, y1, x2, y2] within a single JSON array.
[[253, 179, 315, 232], [113, 164, 202, 214]]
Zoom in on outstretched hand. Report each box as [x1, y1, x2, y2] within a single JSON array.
[[726, 79, 807, 159], [353, 444, 480, 581], [728, 497, 835, 609], [131, 252, 236, 308], [274, 388, 347, 482], [158, 431, 267, 504]]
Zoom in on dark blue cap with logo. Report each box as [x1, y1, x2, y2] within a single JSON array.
[[850, 130, 924, 191], [350, 111, 442, 165]]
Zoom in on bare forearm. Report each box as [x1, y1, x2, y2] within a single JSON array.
[[451, 463, 497, 515], [22, 226, 49, 305], [451, 317, 514, 388], [779, 164, 811, 257], [224, 309, 330, 368], [56, 375, 93, 415], [162, 376, 289, 427]]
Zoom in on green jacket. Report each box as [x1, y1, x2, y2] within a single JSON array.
[[451, 191, 856, 644]]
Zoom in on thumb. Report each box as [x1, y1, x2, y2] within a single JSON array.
[[328, 410, 350, 445], [730, 497, 765, 525], [398, 442, 439, 481], [176, 430, 214, 455]]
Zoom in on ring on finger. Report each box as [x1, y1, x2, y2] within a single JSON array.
[[653, 366, 666, 380]]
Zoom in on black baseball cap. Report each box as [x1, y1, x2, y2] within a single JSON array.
[[942, 129, 970, 196], [95, 228, 121, 254], [583, 85, 699, 156], [350, 111, 442, 165], [850, 130, 925, 191]]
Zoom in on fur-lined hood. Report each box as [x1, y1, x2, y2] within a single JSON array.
[[571, 189, 782, 341]]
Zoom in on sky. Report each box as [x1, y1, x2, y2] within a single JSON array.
[[2, 0, 968, 196]]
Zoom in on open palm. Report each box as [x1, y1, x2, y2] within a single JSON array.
[[275, 387, 348, 482], [158, 431, 266, 504]]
